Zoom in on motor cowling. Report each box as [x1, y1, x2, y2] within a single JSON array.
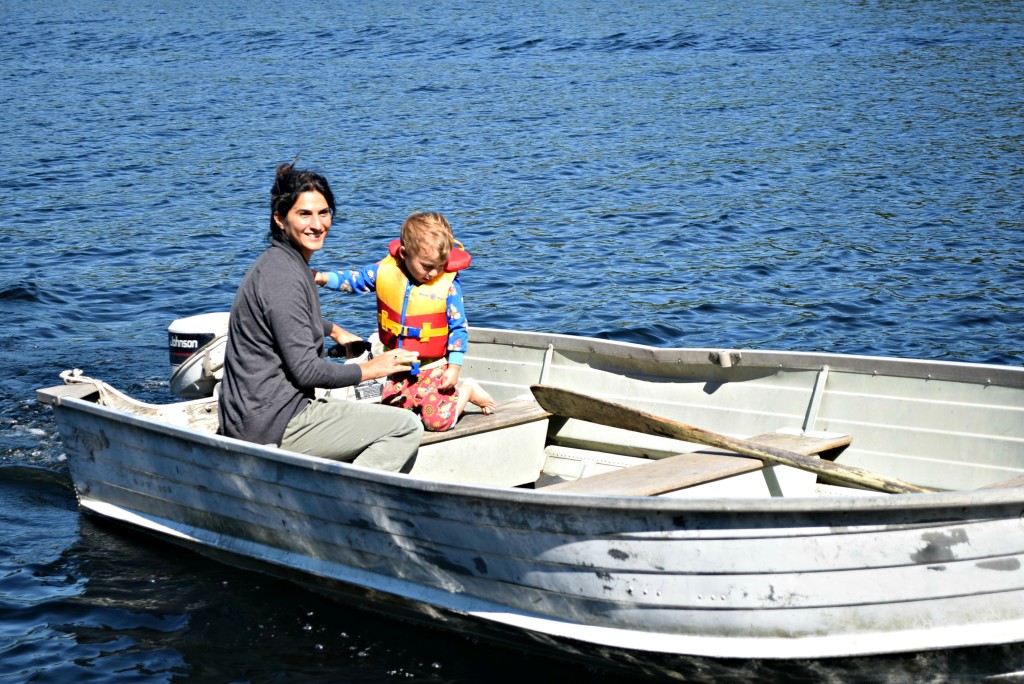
[[167, 312, 229, 399]]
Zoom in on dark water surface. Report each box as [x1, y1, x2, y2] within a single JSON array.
[[2, 0, 1022, 681]]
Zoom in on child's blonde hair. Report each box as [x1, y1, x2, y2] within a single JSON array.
[[400, 211, 454, 262]]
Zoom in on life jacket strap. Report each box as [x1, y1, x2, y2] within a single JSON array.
[[379, 311, 449, 342]]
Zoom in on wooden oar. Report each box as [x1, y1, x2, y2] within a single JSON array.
[[530, 384, 935, 495], [979, 474, 1024, 489]]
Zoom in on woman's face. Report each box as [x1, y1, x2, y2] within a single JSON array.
[[274, 190, 332, 261]]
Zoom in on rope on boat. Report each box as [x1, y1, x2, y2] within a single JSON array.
[[59, 368, 121, 407]]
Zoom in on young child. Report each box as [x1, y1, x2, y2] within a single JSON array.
[[314, 211, 496, 431]]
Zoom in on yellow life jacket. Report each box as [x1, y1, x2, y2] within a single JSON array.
[[375, 241, 470, 359]]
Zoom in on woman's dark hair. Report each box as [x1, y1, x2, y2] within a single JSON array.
[[267, 161, 337, 242]]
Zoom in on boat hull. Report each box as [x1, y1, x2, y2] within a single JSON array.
[[53, 405, 1024, 662], [42, 328, 1024, 669]]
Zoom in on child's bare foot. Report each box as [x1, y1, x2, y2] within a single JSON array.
[[469, 379, 497, 414], [456, 378, 497, 417]]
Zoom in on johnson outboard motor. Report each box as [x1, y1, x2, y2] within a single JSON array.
[[166, 312, 384, 403], [167, 312, 230, 399]]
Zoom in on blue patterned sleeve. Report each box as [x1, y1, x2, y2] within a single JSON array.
[[322, 261, 380, 294], [445, 274, 469, 366]]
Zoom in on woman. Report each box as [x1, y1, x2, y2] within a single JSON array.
[[217, 161, 423, 471]]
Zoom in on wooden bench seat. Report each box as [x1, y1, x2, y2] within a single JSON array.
[[420, 398, 550, 445], [541, 432, 852, 496], [411, 398, 552, 487]]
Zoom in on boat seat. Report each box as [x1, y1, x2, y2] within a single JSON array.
[[540, 432, 852, 496], [411, 398, 552, 487], [37, 383, 101, 405], [420, 398, 550, 445]]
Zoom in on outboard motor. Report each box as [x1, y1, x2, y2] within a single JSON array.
[[166, 312, 384, 402], [167, 312, 230, 399]]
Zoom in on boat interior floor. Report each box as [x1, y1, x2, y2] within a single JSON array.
[[540, 432, 853, 496], [418, 395, 857, 497]]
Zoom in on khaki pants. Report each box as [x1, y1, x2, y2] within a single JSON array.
[[280, 397, 423, 472]]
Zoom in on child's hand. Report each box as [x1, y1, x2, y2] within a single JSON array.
[[440, 364, 461, 390], [312, 270, 328, 286], [329, 324, 361, 345]]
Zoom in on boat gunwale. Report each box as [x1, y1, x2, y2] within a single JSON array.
[[52, 394, 1024, 514], [470, 327, 1024, 388]]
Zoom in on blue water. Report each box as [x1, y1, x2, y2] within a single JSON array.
[[2, 0, 1022, 681]]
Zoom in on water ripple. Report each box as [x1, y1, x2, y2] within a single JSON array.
[[1, 1, 1023, 680]]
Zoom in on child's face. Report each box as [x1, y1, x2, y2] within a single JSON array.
[[399, 243, 446, 284]]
